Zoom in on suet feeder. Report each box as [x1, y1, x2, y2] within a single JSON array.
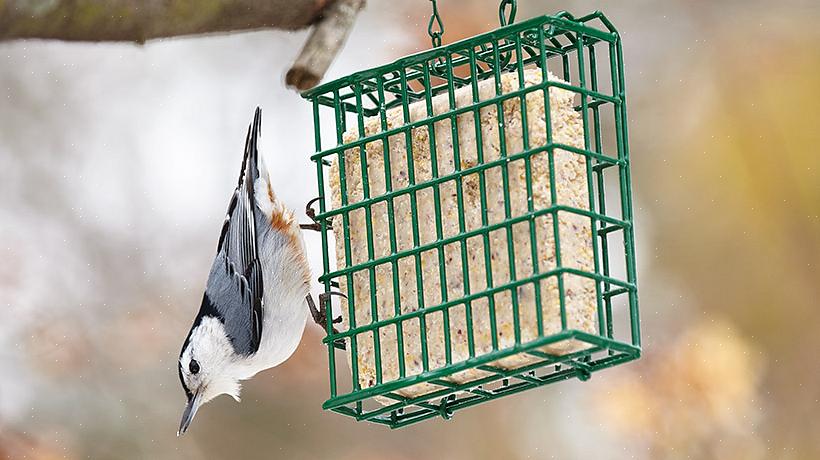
[[302, 4, 640, 428]]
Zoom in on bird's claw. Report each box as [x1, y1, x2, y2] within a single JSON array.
[[305, 196, 321, 220], [319, 291, 346, 324], [300, 197, 323, 232], [306, 293, 346, 350]]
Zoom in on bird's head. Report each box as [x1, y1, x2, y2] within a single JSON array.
[[177, 316, 243, 435]]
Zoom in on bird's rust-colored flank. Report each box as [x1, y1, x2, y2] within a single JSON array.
[[264, 182, 311, 286], [267, 184, 293, 233], [267, 183, 304, 243]]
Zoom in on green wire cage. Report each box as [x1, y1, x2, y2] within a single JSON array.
[[302, 7, 640, 428]]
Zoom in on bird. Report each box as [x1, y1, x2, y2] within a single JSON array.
[[177, 108, 336, 435]]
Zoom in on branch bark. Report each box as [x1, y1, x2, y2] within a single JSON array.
[[286, 0, 364, 90], [0, 0, 365, 89]]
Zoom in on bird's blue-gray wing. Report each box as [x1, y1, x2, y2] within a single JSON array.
[[203, 108, 264, 356]]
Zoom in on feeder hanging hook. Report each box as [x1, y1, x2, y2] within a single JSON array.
[[499, 0, 517, 26], [428, 0, 445, 48]]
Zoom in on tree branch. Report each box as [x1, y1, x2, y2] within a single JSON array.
[[286, 0, 365, 90], [0, 0, 331, 42], [0, 0, 365, 89]]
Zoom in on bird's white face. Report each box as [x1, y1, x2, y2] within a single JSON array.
[[178, 317, 243, 435]]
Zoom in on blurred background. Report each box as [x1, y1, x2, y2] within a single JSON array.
[[1, 0, 819, 458]]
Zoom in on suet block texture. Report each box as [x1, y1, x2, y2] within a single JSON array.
[[330, 69, 596, 399], [303, 11, 640, 427]]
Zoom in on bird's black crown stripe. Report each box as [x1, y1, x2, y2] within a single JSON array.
[[178, 362, 193, 400]]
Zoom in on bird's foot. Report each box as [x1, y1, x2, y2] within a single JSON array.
[[299, 197, 323, 232], [306, 293, 345, 350]]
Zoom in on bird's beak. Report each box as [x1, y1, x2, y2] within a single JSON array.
[[178, 390, 201, 436]]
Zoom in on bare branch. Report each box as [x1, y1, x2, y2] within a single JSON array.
[[0, 0, 366, 88], [0, 0, 331, 42], [286, 0, 365, 91]]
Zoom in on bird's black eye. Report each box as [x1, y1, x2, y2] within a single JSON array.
[[189, 359, 200, 374]]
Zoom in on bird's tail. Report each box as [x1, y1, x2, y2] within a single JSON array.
[[241, 108, 297, 239], [238, 107, 262, 192]]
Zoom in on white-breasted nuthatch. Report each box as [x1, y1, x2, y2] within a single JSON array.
[[177, 108, 339, 435]]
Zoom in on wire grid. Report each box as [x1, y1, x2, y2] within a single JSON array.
[[302, 11, 640, 428]]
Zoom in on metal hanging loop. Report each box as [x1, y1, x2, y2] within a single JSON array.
[[428, 0, 445, 48], [499, 0, 517, 26]]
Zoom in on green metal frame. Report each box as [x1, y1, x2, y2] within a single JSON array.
[[302, 10, 640, 428]]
